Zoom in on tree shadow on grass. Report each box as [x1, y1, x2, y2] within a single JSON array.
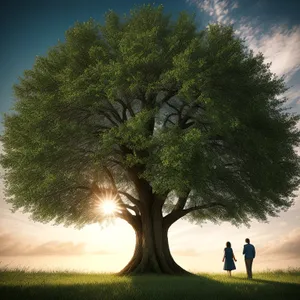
[[234, 276, 299, 285], [0, 273, 299, 300]]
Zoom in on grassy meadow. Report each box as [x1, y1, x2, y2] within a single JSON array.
[[0, 268, 299, 300]]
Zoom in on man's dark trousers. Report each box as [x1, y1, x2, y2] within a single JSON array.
[[245, 259, 253, 279]]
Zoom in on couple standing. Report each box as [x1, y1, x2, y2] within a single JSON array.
[[222, 238, 256, 279]]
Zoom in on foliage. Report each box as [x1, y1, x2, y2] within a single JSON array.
[[1, 4, 299, 228]]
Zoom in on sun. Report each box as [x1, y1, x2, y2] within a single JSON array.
[[101, 199, 117, 215]]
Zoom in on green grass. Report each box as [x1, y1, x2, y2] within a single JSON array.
[[0, 268, 299, 300]]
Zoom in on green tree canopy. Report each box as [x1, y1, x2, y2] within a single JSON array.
[[1, 5, 299, 274]]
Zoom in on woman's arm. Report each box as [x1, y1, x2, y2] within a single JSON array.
[[233, 252, 237, 262], [222, 250, 225, 262]]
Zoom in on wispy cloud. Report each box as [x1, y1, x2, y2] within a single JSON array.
[[188, 0, 238, 24], [238, 24, 300, 81], [187, 0, 300, 106], [258, 228, 300, 260], [285, 85, 300, 108], [0, 231, 112, 257], [173, 248, 199, 256], [0, 232, 86, 256]]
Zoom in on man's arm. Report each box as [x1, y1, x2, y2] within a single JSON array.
[[243, 245, 245, 255], [253, 246, 256, 258]]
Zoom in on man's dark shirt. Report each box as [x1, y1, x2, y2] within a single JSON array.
[[243, 243, 256, 259]]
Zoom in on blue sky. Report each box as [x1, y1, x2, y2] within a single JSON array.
[[1, 0, 300, 115], [0, 0, 300, 273], [0, 0, 194, 115]]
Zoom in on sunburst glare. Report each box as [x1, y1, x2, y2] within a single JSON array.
[[101, 199, 117, 215]]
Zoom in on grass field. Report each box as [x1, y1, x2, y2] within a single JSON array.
[[0, 268, 299, 300]]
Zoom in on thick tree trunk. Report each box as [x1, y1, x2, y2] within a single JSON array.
[[117, 209, 193, 276]]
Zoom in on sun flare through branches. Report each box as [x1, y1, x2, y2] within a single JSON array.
[[95, 190, 120, 217], [101, 199, 118, 215]]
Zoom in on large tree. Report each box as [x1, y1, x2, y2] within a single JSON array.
[[1, 5, 300, 275]]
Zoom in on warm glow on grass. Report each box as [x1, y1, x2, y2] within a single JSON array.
[[101, 199, 117, 215]]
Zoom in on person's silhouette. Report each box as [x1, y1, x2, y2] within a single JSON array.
[[243, 238, 256, 279], [222, 241, 237, 277]]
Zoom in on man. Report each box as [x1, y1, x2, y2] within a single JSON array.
[[243, 238, 256, 279]]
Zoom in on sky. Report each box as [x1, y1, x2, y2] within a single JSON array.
[[0, 0, 300, 274]]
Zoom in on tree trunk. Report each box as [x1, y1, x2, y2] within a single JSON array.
[[117, 207, 193, 276]]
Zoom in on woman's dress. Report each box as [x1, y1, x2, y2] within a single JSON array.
[[223, 247, 236, 271]]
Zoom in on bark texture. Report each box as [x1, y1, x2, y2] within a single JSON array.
[[117, 204, 193, 276], [116, 168, 195, 275]]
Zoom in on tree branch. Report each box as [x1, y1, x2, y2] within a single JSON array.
[[165, 102, 181, 114], [178, 102, 208, 129], [103, 100, 124, 124], [102, 166, 141, 210], [101, 111, 119, 126], [160, 88, 179, 104], [163, 113, 177, 127], [115, 99, 129, 121], [118, 191, 141, 207], [107, 158, 124, 167], [183, 202, 226, 215], [164, 202, 226, 229], [173, 191, 191, 211], [123, 204, 140, 215], [115, 211, 141, 229], [181, 121, 195, 129], [103, 166, 117, 190], [91, 181, 140, 224]]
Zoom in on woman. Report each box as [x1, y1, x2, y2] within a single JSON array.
[[222, 241, 237, 276]]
